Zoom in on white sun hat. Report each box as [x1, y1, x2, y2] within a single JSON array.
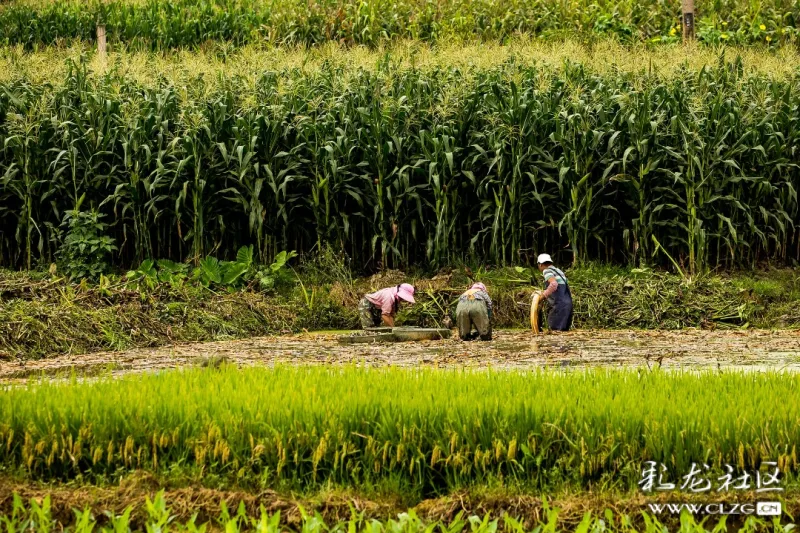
[[537, 253, 553, 264]]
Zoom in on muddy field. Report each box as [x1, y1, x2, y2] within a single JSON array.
[[2, 329, 799, 380]]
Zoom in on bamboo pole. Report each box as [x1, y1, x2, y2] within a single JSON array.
[[96, 24, 107, 62], [682, 0, 695, 40]]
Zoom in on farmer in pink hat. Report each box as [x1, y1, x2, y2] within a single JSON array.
[[451, 282, 493, 341], [359, 283, 416, 328]]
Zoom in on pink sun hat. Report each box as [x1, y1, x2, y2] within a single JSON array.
[[470, 282, 487, 292], [397, 283, 416, 303]]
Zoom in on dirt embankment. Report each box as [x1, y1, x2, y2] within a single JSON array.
[[1, 474, 797, 530], [2, 267, 799, 360]]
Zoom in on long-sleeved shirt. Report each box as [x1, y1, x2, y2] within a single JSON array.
[[366, 287, 400, 315], [542, 277, 559, 298], [541, 267, 568, 299]]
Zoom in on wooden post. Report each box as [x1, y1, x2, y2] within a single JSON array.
[[96, 24, 107, 61], [682, 0, 695, 41]]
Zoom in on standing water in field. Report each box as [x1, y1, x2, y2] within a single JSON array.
[[338, 327, 451, 344]]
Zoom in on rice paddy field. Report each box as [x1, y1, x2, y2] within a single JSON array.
[[2, 0, 800, 528], [1, 366, 800, 530]]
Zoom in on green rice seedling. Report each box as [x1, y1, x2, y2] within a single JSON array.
[[0, 366, 799, 495]]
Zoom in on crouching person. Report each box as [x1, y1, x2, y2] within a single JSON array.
[[358, 283, 416, 328], [455, 282, 493, 341]]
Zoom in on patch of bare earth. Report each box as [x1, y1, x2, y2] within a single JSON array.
[[2, 329, 800, 380]]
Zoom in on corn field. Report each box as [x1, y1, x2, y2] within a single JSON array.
[[1, 54, 798, 271], [0, 0, 799, 48], [1, 366, 799, 492]]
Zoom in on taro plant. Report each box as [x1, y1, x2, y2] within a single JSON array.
[[126, 248, 297, 291], [126, 259, 189, 290], [192, 247, 297, 290]]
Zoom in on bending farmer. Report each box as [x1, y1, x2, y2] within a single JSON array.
[[359, 283, 416, 328], [455, 282, 493, 341], [534, 254, 573, 331]]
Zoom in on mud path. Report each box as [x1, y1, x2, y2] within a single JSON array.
[[2, 329, 799, 380]]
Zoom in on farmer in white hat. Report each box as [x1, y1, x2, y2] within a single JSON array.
[[453, 282, 493, 341], [533, 254, 573, 331], [359, 283, 416, 328]]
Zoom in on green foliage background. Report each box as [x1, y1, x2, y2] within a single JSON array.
[[1, 55, 799, 273], [0, 0, 797, 48]]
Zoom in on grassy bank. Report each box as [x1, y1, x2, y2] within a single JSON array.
[[1, 265, 799, 359], [1, 366, 799, 495]]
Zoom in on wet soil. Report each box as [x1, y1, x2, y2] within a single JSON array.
[[2, 329, 799, 381]]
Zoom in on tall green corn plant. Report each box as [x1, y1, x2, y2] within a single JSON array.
[[47, 61, 119, 258], [696, 63, 753, 269], [659, 72, 706, 276], [665, 65, 754, 274], [517, 71, 564, 262], [611, 83, 670, 265], [367, 78, 396, 266], [218, 111, 284, 260], [0, 84, 49, 270], [292, 69, 355, 254], [553, 67, 608, 265], [471, 75, 513, 265], [420, 129, 460, 266], [174, 105, 214, 263], [736, 76, 798, 267], [383, 68, 437, 267], [255, 114, 304, 262], [475, 72, 550, 265], [108, 87, 179, 262], [500, 80, 538, 265], [336, 68, 399, 267], [310, 113, 376, 258]]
